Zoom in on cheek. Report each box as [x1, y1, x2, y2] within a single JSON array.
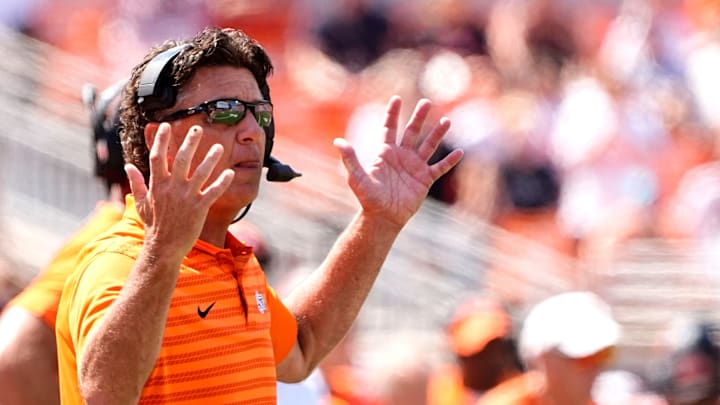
[[192, 142, 228, 172]]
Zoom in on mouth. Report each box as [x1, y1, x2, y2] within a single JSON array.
[[234, 160, 261, 169]]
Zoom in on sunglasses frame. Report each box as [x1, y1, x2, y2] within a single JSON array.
[[157, 98, 273, 127]]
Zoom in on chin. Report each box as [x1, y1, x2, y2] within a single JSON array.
[[225, 183, 259, 207]]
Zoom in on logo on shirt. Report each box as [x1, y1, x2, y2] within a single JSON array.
[[255, 291, 267, 314], [197, 302, 216, 319]]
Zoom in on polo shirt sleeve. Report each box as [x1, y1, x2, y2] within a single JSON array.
[[267, 285, 297, 364], [66, 252, 135, 356]]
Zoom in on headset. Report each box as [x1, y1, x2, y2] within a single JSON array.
[[137, 44, 301, 183], [82, 79, 128, 192]]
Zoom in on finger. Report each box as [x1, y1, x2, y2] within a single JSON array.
[[429, 148, 464, 182], [200, 169, 235, 202], [172, 126, 203, 180], [148, 123, 171, 181], [125, 163, 148, 203], [382, 95, 402, 145], [188, 143, 225, 191], [417, 117, 451, 161], [399, 99, 432, 149], [333, 138, 364, 177]]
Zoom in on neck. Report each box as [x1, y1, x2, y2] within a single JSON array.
[[199, 212, 233, 248]]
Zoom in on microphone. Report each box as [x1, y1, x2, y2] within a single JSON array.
[[265, 156, 302, 182]]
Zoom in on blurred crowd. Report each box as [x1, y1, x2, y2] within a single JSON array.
[[5, 0, 720, 247], [2, 0, 720, 403]]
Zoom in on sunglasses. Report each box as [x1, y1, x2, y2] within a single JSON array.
[[157, 98, 273, 127]]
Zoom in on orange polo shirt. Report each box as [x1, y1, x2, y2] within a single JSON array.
[[56, 196, 298, 404], [5, 202, 122, 329]]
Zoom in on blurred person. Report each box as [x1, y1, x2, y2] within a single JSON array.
[[657, 317, 720, 405], [314, 0, 390, 73], [369, 335, 433, 405], [478, 291, 620, 405], [427, 295, 523, 405], [54, 26, 463, 404], [419, 0, 489, 57], [592, 369, 667, 405], [0, 80, 129, 405], [480, 88, 577, 304]]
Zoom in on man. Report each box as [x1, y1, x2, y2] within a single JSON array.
[[659, 317, 720, 405], [427, 295, 523, 405], [0, 81, 128, 405], [55, 27, 463, 404], [478, 291, 620, 405]]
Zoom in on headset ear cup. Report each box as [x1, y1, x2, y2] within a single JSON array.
[[89, 80, 128, 188], [137, 44, 189, 112]]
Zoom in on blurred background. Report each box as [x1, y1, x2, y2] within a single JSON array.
[[1, 0, 720, 402]]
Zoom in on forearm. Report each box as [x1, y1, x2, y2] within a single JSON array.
[[78, 249, 181, 405], [283, 211, 401, 372]]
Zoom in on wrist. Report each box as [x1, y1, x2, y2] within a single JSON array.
[[354, 210, 404, 240], [136, 239, 186, 278]]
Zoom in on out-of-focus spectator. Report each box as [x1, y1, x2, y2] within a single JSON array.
[[427, 295, 522, 405], [366, 335, 432, 405], [593, 369, 668, 405], [478, 291, 620, 405], [314, 0, 390, 73], [419, 0, 489, 56], [0, 80, 128, 405], [657, 317, 720, 405]]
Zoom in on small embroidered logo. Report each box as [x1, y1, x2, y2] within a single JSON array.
[[255, 291, 267, 314], [197, 302, 216, 319]]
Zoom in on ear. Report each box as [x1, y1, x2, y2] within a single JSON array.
[[144, 122, 160, 149]]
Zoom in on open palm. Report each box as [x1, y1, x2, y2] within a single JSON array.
[[335, 96, 464, 229]]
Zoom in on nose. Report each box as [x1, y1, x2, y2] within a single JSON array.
[[235, 113, 264, 145]]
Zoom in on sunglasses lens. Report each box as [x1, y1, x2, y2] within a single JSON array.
[[206, 100, 272, 127], [210, 100, 245, 125], [212, 110, 244, 125], [255, 110, 272, 127]]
